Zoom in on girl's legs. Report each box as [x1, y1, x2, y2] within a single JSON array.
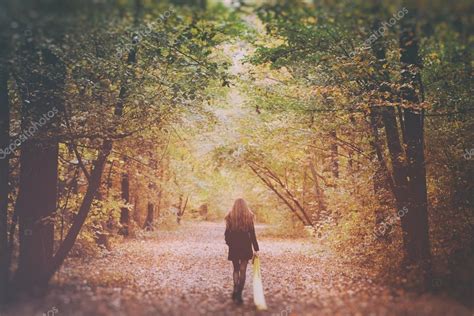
[[238, 260, 248, 290], [236, 260, 248, 304], [231, 260, 240, 300]]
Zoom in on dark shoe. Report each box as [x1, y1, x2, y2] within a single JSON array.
[[231, 284, 238, 301], [236, 289, 243, 305]]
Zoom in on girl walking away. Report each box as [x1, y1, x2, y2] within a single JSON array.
[[225, 198, 260, 305]]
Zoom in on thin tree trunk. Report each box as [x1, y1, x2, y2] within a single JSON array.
[[106, 161, 114, 196], [381, 107, 411, 243], [309, 160, 327, 214], [0, 55, 10, 304], [43, 141, 113, 284], [248, 163, 310, 226], [368, 8, 397, 234], [369, 109, 393, 194], [256, 163, 314, 226], [177, 195, 188, 224], [143, 202, 154, 231], [119, 172, 130, 235], [399, 2, 432, 282], [302, 168, 307, 212], [329, 130, 339, 179]]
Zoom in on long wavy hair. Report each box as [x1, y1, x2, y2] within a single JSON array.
[[225, 198, 255, 231]]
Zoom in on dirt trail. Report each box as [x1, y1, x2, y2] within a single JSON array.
[[6, 222, 471, 316]]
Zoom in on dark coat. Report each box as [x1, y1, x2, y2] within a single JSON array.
[[225, 225, 259, 261]]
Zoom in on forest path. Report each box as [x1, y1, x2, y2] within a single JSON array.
[[6, 222, 471, 316]]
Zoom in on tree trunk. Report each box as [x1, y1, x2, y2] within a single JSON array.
[[248, 163, 311, 226], [119, 172, 130, 235], [381, 106, 413, 245], [370, 110, 394, 239], [177, 195, 188, 224], [14, 141, 58, 292], [13, 47, 64, 293], [43, 141, 113, 284], [368, 8, 397, 237], [143, 202, 154, 231], [399, 2, 432, 281], [0, 54, 10, 304], [309, 160, 327, 215], [329, 130, 339, 179], [369, 109, 393, 194]]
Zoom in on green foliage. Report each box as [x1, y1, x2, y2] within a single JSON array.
[[1, 0, 472, 301], [243, 0, 474, 294]]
